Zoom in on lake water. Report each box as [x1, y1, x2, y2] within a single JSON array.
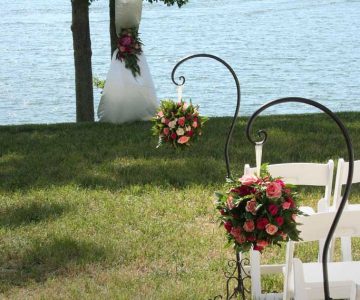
[[0, 0, 359, 125]]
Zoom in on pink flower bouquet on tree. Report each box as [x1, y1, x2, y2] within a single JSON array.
[[215, 166, 303, 253], [152, 99, 208, 148]]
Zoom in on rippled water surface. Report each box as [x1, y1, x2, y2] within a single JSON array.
[[0, 0, 359, 124]]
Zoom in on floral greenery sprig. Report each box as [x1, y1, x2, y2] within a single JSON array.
[[116, 27, 143, 77], [152, 99, 208, 148], [215, 166, 304, 253]]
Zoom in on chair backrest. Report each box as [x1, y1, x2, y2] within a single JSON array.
[[333, 159, 360, 208], [297, 210, 360, 242], [244, 161, 334, 300], [244, 160, 334, 206], [283, 210, 360, 300]]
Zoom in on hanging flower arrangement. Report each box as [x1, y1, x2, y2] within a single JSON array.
[[116, 28, 143, 77], [215, 167, 304, 253], [152, 99, 208, 148]]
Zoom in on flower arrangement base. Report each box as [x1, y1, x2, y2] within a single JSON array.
[[210, 251, 250, 300]]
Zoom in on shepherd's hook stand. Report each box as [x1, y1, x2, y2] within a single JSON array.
[[246, 97, 354, 299], [172, 54, 250, 299], [171, 55, 354, 300]]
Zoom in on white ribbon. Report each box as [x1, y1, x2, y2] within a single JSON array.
[[177, 85, 183, 102], [255, 143, 263, 176]]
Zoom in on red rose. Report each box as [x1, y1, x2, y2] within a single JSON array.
[[170, 133, 177, 140], [186, 130, 194, 137], [224, 221, 232, 233], [247, 235, 256, 242], [256, 217, 269, 230], [253, 245, 264, 252], [231, 185, 254, 197], [235, 234, 247, 244], [220, 209, 226, 215], [275, 216, 284, 226], [268, 204, 279, 216]]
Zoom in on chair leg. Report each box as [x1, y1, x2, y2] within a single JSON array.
[[250, 250, 262, 299]]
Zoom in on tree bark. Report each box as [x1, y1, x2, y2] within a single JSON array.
[[109, 0, 117, 56], [71, 0, 95, 122]]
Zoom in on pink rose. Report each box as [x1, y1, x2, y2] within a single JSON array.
[[163, 128, 170, 136], [278, 231, 287, 240], [239, 174, 258, 186], [245, 199, 257, 214], [282, 201, 291, 210], [267, 204, 279, 216], [275, 216, 284, 226], [157, 111, 164, 118], [177, 136, 190, 144], [224, 221, 232, 233], [235, 234, 247, 244], [192, 121, 198, 128], [265, 224, 278, 235], [120, 35, 132, 46], [164, 118, 170, 125], [257, 240, 269, 248], [266, 182, 282, 199], [230, 227, 242, 239], [161, 117, 166, 124], [256, 217, 269, 230], [286, 197, 295, 208], [226, 196, 235, 209], [178, 117, 185, 127], [243, 219, 255, 232]]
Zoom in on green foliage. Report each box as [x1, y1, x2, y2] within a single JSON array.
[[146, 0, 189, 7], [88, 0, 189, 7], [93, 76, 105, 89]]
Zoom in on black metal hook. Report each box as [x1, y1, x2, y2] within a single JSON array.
[[171, 54, 241, 181], [245, 97, 355, 300]]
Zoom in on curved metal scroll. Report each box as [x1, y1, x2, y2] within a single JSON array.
[[245, 97, 354, 300], [171, 54, 241, 181]]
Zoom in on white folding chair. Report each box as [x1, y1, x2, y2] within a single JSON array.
[[243, 161, 334, 300], [283, 210, 360, 300], [330, 159, 360, 261]]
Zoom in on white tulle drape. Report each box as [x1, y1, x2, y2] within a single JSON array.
[[97, 0, 158, 124]]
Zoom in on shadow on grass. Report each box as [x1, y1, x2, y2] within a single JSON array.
[[0, 113, 359, 192], [0, 237, 108, 293], [0, 202, 70, 228]]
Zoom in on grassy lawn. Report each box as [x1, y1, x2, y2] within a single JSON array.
[[0, 112, 359, 299]]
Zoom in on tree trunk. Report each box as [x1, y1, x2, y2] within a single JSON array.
[[110, 0, 117, 56], [71, 0, 94, 122]]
